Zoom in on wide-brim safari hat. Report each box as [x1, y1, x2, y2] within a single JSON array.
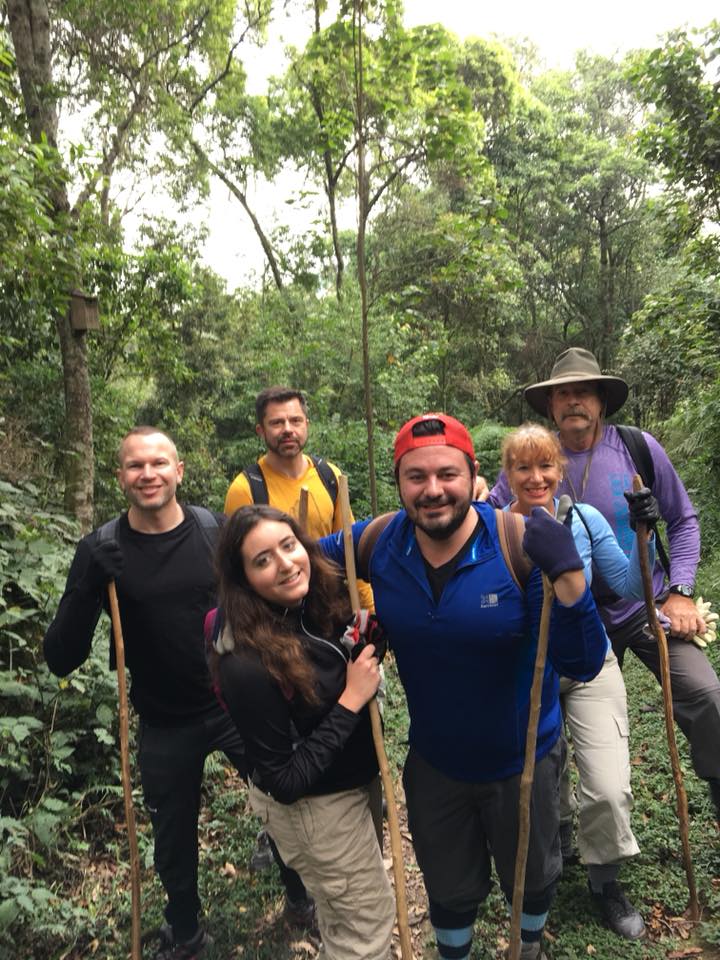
[[524, 348, 629, 417]]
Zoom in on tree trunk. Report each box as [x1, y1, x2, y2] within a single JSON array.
[[7, 0, 95, 531], [354, 0, 377, 515], [312, 0, 345, 299], [597, 207, 613, 369]]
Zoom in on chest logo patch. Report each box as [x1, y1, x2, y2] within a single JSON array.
[[480, 593, 499, 608]]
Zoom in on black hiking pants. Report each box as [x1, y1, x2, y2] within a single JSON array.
[[139, 704, 307, 941]]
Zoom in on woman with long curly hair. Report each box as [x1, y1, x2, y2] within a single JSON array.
[[208, 505, 394, 960]]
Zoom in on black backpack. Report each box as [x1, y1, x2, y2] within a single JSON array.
[[242, 456, 338, 508], [96, 504, 220, 553]]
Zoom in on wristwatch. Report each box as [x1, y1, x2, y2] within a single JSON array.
[[669, 584, 694, 598]]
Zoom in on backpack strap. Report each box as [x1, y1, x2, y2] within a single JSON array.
[[495, 509, 532, 592], [357, 512, 397, 581], [616, 424, 670, 575], [616, 425, 655, 489], [96, 517, 119, 542], [572, 503, 593, 545], [185, 505, 220, 555], [310, 455, 339, 506], [357, 509, 533, 592], [242, 463, 269, 505]]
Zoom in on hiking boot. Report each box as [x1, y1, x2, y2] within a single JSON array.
[[503, 942, 548, 959], [589, 881, 646, 940], [283, 894, 318, 934], [559, 820, 579, 865], [249, 828, 275, 872], [152, 925, 211, 960]]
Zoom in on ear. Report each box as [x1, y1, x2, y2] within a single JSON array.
[[176, 460, 185, 484], [116, 468, 125, 493], [255, 423, 264, 439]]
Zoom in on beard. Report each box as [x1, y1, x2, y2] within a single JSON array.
[[404, 490, 473, 541], [265, 432, 306, 458]]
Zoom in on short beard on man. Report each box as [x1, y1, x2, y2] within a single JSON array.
[[402, 486, 473, 541]]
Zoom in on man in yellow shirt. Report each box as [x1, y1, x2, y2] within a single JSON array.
[[225, 386, 374, 607]]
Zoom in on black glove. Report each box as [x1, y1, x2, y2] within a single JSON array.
[[624, 487, 660, 531], [341, 611, 388, 663], [83, 539, 124, 592], [522, 506, 584, 582]]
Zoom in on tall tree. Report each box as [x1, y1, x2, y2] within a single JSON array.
[[4, 0, 264, 527]]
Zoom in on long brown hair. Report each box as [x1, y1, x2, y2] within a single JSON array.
[[212, 505, 351, 704]]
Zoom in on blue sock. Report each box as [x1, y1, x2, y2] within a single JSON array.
[[429, 901, 476, 960]]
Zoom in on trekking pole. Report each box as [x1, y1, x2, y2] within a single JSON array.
[[108, 582, 142, 960], [338, 476, 414, 960], [508, 496, 572, 960], [298, 485, 309, 530], [631, 476, 699, 920]]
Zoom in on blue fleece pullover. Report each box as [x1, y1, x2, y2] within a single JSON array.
[[321, 502, 606, 783]]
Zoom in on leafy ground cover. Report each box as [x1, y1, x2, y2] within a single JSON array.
[[16, 645, 720, 960]]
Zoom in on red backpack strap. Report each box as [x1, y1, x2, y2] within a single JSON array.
[[357, 512, 397, 581], [495, 509, 532, 592]]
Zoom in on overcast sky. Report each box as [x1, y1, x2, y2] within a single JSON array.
[[132, 1, 719, 289]]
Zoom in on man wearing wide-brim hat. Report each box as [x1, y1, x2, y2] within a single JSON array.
[[487, 347, 720, 928]]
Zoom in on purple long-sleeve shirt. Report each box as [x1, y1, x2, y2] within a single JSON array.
[[488, 424, 700, 629]]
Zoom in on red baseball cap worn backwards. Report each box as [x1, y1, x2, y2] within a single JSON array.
[[393, 413, 475, 467]]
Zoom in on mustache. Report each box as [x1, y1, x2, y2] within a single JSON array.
[[562, 408, 591, 421], [416, 496, 453, 509]]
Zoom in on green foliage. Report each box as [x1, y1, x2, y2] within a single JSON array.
[[629, 21, 720, 223], [0, 479, 130, 953]]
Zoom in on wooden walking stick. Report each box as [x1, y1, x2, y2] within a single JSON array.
[[298, 485, 309, 531], [108, 582, 142, 960], [508, 496, 572, 960], [631, 475, 699, 920], [337, 476, 414, 960]]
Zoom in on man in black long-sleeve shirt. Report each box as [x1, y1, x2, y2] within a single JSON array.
[[44, 426, 307, 960]]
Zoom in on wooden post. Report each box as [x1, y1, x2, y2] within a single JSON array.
[[108, 582, 142, 959], [631, 475, 699, 920], [337, 476, 414, 960]]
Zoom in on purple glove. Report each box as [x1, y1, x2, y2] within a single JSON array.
[[522, 507, 584, 582]]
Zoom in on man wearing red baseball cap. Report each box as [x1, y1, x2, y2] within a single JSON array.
[[321, 413, 607, 960]]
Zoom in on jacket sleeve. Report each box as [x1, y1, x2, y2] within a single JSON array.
[[487, 470, 512, 509], [319, 518, 371, 574], [43, 538, 105, 677], [524, 567, 605, 682], [218, 653, 361, 804], [581, 504, 654, 600], [224, 473, 253, 516], [645, 432, 700, 587]]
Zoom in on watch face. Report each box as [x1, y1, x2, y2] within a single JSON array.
[[671, 584, 694, 598]]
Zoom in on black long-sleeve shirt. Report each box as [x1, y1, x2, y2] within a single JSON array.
[[217, 612, 378, 804], [44, 508, 223, 726]]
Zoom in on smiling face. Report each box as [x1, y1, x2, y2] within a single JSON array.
[[397, 445, 475, 541], [241, 519, 311, 608], [508, 454, 562, 515], [257, 399, 309, 461], [117, 432, 184, 514]]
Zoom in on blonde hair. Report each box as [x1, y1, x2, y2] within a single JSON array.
[[501, 423, 567, 477]]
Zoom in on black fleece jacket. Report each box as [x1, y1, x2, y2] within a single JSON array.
[[217, 610, 378, 804], [44, 508, 223, 726]]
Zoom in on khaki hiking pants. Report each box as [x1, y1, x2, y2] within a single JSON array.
[[249, 779, 394, 960]]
